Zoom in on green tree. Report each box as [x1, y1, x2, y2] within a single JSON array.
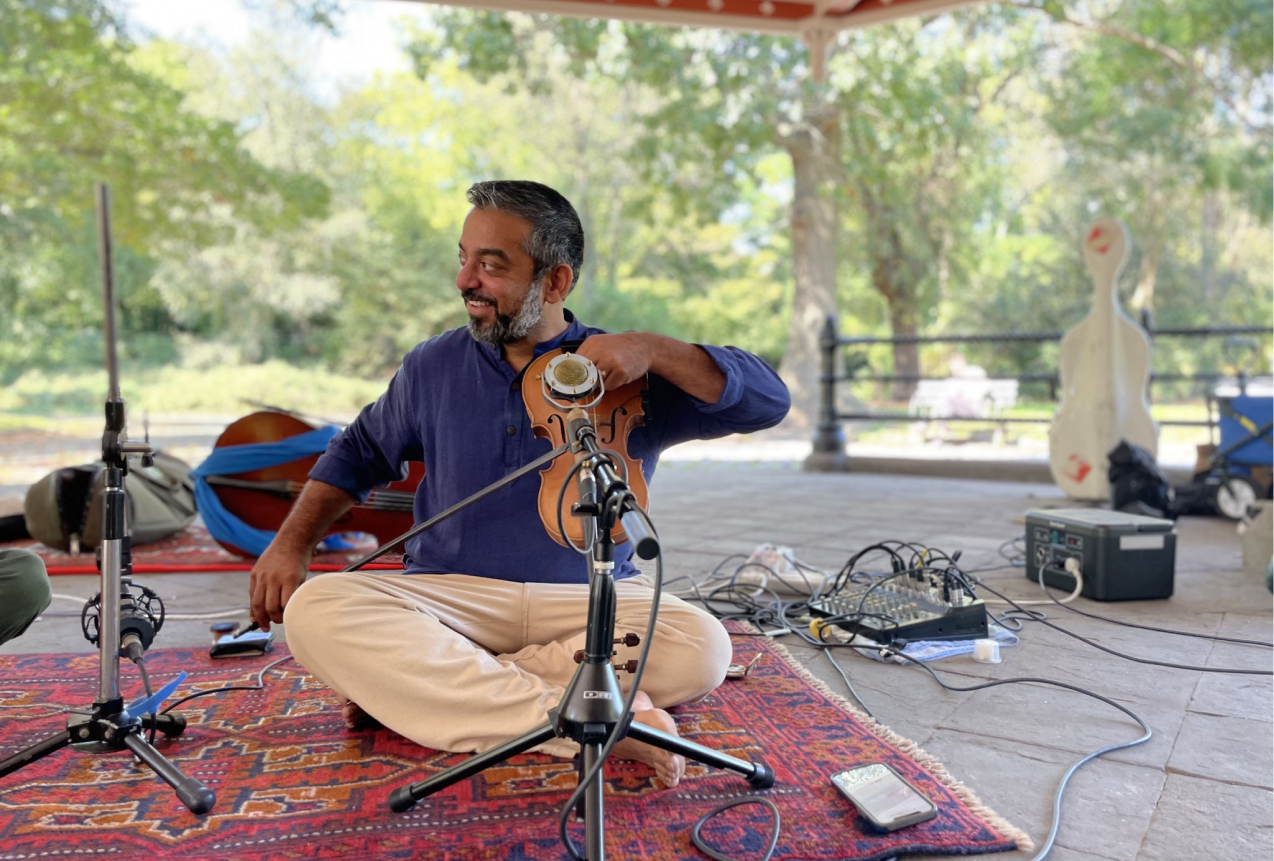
[[130, 34, 346, 364], [829, 11, 1033, 397], [942, 0, 1272, 395], [0, 0, 328, 368], [1035, 0, 1272, 316], [409, 12, 829, 418], [408, 9, 1041, 415]]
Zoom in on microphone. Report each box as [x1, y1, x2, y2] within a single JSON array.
[[564, 409, 659, 559], [567, 407, 594, 445], [552, 356, 592, 390], [543, 353, 601, 405]]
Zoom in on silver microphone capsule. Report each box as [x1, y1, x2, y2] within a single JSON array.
[[543, 352, 602, 407]]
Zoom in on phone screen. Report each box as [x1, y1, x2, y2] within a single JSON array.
[[833, 765, 933, 825]]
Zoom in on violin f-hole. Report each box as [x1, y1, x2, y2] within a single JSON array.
[[596, 405, 627, 446]]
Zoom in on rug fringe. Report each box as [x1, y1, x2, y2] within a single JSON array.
[[750, 626, 1036, 853]]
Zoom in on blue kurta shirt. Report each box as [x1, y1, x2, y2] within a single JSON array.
[[309, 312, 790, 583]]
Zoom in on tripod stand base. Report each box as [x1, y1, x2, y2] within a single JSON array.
[[69, 710, 187, 752], [1, 711, 214, 815], [389, 722, 559, 812], [389, 715, 773, 814], [123, 731, 216, 814], [0, 729, 72, 777], [624, 721, 774, 788]]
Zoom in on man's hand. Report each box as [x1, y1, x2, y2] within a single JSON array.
[[576, 333, 655, 390], [246, 479, 357, 631], [249, 542, 309, 632], [578, 332, 726, 404]]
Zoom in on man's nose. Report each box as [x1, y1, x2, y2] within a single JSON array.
[[456, 259, 480, 291]]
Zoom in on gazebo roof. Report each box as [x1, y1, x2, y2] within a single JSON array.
[[399, 0, 978, 36]]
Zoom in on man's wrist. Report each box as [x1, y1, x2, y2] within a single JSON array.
[[633, 332, 660, 370], [269, 531, 319, 559]]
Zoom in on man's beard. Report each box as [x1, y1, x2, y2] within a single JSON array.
[[465, 278, 544, 345]]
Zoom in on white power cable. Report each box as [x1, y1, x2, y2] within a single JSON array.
[[979, 558, 1083, 606], [47, 593, 249, 621]]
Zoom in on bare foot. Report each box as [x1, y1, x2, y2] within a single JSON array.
[[336, 695, 381, 731], [612, 691, 686, 788]]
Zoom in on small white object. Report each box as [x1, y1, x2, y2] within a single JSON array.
[[972, 639, 1001, 664], [739, 543, 827, 595], [1119, 534, 1165, 550]]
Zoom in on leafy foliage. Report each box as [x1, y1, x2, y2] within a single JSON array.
[[0, 0, 328, 369], [0, 0, 1269, 417]]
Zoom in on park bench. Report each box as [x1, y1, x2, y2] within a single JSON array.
[[908, 377, 1020, 441]]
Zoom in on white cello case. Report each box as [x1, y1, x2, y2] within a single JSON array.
[[1048, 217, 1159, 499]]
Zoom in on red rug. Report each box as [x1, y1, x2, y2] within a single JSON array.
[[0, 633, 1029, 861], [5, 523, 403, 574]]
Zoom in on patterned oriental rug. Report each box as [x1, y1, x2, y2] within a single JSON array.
[[0, 633, 1030, 861], [4, 524, 403, 575]]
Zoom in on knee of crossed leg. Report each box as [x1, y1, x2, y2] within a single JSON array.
[[651, 613, 733, 706], [694, 616, 734, 695], [0, 561, 51, 645], [281, 575, 340, 648]]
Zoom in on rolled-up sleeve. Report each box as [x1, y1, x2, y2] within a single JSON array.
[[309, 359, 422, 502], [650, 344, 790, 449]]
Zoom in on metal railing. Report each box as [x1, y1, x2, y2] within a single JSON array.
[[804, 314, 1272, 471]]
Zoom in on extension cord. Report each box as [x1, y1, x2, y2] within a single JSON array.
[[737, 543, 828, 595]]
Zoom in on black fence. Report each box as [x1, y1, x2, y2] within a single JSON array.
[[805, 314, 1272, 471]]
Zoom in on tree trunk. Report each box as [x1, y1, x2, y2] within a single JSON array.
[[1198, 193, 1220, 304], [777, 101, 840, 429], [1130, 237, 1160, 314], [1130, 175, 1168, 315], [867, 217, 922, 402], [888, 303, 920, 402]]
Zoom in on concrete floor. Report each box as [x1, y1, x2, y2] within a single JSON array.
[[4, 463, 1271, 861]]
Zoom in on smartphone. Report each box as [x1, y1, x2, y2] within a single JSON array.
[[831, 763, 937, 832], [209, 630, 275, 659]]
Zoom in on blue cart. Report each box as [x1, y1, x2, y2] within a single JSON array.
[[1205, 380, 1273, 518]]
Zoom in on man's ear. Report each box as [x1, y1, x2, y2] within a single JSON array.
[[543, 263, 574, 304]]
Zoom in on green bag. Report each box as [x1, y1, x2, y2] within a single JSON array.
[[23, 451, 197, 553]]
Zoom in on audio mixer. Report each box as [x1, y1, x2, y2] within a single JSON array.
[[810, 578, 988, 645]]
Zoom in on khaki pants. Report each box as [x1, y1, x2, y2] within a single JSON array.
[[284, 571, 731, 758]]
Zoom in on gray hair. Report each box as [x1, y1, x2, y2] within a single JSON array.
[[466, 180, 585, 292]]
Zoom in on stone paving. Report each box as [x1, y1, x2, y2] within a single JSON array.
[[3, 460, 1271, 861]]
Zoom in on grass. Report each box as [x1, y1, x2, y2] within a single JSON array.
[[0, 366, 1220, 459], [848, 399, 1216, 450], [0, 362, 390, 420]]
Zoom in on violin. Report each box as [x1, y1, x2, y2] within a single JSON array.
[[1048, 217, 1158, 499], [205, 410, 425, 557], [521, 349, 649, 548]]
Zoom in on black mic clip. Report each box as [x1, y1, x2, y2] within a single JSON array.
[[81, 578, 165, 653]]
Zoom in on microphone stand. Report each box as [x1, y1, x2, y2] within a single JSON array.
[[384, 411, 774, 861], [0, 185, 215, 814]]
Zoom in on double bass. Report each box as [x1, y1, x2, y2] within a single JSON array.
[[204, 410, 425, 557], [1048, 217, 1158, 499]]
